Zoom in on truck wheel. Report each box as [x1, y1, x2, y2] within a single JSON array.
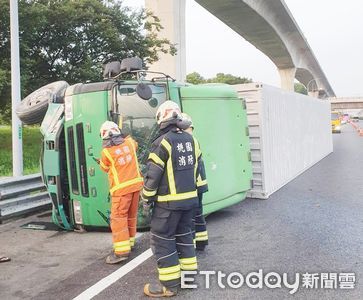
[[16, 81, 69, 125]]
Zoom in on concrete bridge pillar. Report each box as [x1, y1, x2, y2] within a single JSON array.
[[278, 67, 296, 91], [145, 0, 186, 82]]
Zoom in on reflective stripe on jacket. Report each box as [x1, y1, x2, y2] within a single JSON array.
[[142, 126, 199, 210], [100, 136, 143, 196]]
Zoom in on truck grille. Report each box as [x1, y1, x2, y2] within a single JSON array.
[[67, 126, 79, 194], [76, 123, 89, 197]]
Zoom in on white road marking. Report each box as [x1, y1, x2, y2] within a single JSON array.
[[73, 233, 153, 300]]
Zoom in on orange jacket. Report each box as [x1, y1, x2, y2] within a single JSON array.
[[100, 136, 143, 196]]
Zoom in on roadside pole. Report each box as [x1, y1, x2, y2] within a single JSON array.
[[10, 0, 23, 176]]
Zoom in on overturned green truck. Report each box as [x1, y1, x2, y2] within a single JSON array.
[[16, 58, 252, 230]]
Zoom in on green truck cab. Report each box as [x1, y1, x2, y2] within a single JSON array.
[[20, 58, 252, 230]]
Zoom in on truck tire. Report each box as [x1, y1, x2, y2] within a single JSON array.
[[16, 81, 69, 125]]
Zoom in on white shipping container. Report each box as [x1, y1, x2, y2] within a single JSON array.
[[234, 83, 333, 199]]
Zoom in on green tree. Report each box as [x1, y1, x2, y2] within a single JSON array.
[[186, 72, 252, 85], [208, 73, 252, 85], [186, 72, 206, 84], [0, 0, 176, 122], [294, 82, 307, 95]]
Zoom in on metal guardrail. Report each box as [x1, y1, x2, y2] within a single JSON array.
[[0, 173, 51, 223]]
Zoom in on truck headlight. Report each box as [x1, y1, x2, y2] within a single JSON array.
[[73, 200, 83, 224]]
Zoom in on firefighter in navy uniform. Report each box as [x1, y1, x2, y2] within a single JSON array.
[[142, 101, 202, 297], [181, 113, 209, 251]]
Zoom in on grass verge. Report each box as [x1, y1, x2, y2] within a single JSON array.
[[0, 126, 42, 176]]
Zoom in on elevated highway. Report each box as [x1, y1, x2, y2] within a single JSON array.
[[329, 97, 363, 110], [146, 0, 335, 97]]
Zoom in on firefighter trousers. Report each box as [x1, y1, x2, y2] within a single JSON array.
[[111, 191, 140, 255], [150, 206, 197, 288], [192, 193, 208, 249]]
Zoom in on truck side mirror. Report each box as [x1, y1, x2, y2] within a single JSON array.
[[136, 83, 152, 100]]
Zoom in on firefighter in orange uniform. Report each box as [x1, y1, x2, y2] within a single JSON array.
[[99, 121, 143, 264]]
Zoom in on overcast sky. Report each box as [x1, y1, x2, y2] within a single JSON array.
[[123, 0, 363, 97]]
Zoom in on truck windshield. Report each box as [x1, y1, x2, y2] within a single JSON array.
[[116, 83, 167, 172]]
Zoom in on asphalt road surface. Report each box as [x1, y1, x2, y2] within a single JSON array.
[[1, 122, 362, 300]]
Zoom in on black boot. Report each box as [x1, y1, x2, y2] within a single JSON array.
[[196, 240, 208, 251]]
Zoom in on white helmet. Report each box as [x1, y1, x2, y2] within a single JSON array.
[[100, 121, 121, 140], [180, 113, 194, 129], [155, 101, 181, 125]]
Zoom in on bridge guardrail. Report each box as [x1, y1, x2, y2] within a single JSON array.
[[0, 173, 51, 223]]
